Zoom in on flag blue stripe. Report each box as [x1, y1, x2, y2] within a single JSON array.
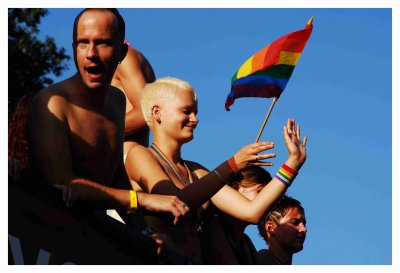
[[232, 75, 289, 90]]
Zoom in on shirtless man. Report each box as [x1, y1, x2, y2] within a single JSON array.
[[111, 43, 155, 154], [26, 8, 188, 222]]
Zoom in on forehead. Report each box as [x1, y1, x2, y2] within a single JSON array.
[[281, 206, 305, 222], [77, 10, 118, 37], [239, 182, 265, 190], [172, 89, 197, 105]]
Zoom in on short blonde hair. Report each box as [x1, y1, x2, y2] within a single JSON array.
[[141, 77, 197, 127]]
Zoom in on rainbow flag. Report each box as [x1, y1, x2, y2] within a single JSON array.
[[225, 17, 313, 111]]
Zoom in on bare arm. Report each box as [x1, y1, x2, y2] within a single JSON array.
[[27, 91, 133, 210], [115, 47, 155, 136], [28, 90, 188, 220], [125, 141, 276, 210], [209, 119, 307, 223]]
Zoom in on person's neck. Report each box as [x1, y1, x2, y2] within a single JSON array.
[[72, 73, 109, 106], [152, 138, 182, 163], [268, 244, 293, 265]]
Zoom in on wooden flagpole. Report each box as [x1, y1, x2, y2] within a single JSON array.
[[255, 97, 278, 142]]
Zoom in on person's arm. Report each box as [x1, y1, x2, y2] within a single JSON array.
[[125, 141, 276, 210], [28, 90, 188, 221], [116, 47, 155, 136], [209, 118, 307, 223]]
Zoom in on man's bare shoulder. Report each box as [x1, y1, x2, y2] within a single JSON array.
[[127, 47, 155, 81], [30, 78, 75, 119], [133, 48, 154, 71], [131, 47, 146, 63]]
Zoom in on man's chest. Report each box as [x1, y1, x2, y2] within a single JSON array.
[[66, 106, 125, 181]]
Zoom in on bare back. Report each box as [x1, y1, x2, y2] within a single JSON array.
[[111, 46, 155, 152]]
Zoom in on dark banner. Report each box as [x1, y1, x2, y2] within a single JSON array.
[[8, 184, 160, 265]]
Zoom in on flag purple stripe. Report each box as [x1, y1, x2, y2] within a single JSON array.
[[232, 75, 289, 90], [225, 84, 283, 110]]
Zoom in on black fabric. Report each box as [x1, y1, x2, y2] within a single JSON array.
[[201, 206, 258, 265], [151, 160, 235, 211], [257, 249, 285, 265], [177, 160, 236, 209]]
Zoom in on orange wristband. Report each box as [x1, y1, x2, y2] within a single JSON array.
[[228, 157, 239, 171]]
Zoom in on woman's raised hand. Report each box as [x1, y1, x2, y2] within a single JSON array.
[[233, 142, 276, 169], [283, 118, 307, 171]]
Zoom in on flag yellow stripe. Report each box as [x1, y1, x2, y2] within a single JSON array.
[[277, 51, 301, 66], [237, 56, 254, 78]]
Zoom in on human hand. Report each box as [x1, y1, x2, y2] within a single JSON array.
[[283, 118, 307, 171], [233, 142, 276, 169], [54, 184, 78, 208], [148, 232, 174, 256], [137, 192, 189, 225]]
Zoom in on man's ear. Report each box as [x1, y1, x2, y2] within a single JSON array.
[[266, 221, 277, 236]]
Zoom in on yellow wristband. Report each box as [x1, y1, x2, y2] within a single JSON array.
[[128, 190, 138, 214]]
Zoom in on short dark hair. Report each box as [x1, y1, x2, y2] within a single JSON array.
[[72, 8, 125, 44], [257, 195, 304, 245], [232, 166, 272, 189]]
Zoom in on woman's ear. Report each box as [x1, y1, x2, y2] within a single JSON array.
[[152, 105, 161, 124], [231, 182, 240, 190], [266, 221, 277, 236]]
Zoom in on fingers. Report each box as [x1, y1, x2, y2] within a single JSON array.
[[258, 152, 276, 160], [283, 125, 292, 143], [173, 216, 180, 225], [166, 197, 189, 225], [171, 202, 188, 225], [149, 233, 173, 256], [149, 233, 164, 255], [296, 124, 300, 138], [284, 118, 303, 142], [286, 118, 299, 138], [250, 142, 274, 151], [145, 194, 189, 225], [302, 136, 307, 147], [251, 153, 276, 162], [173, 198, 189, 216], [287, 118, 294, 134], [251, 161, 274, 167]]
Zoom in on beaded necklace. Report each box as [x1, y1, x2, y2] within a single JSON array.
[[150, 143, 193, 185]]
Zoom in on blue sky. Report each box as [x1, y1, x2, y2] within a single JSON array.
[[3, 2, 398, 268]]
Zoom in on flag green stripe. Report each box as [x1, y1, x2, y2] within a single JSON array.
[[250, 64, 295, 79]]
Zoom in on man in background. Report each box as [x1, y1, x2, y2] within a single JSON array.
[[257, 196, 307, 265]]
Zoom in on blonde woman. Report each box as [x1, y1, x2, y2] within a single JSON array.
[[125, 77, 307, 264]]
